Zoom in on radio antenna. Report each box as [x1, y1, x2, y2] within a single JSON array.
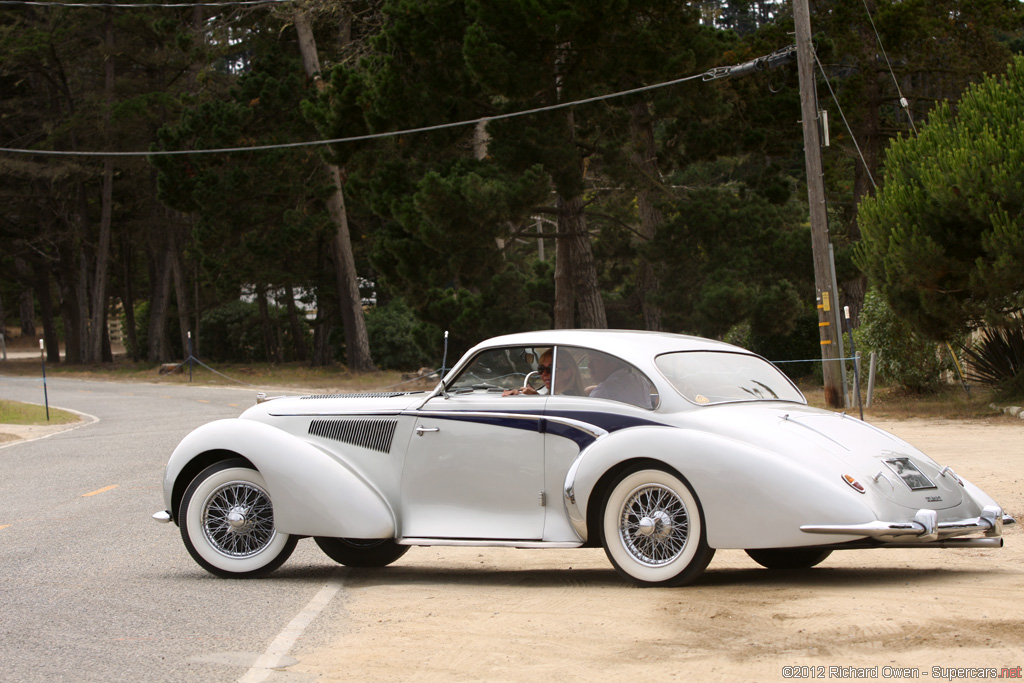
[[440, 331, 450, 380]]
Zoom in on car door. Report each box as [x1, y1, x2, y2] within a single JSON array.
[[399, 392, 548, 540]]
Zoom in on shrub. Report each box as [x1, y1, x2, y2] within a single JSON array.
[[962, 321, 1024, 401], [364, 298, 434, 371], [857, 288, 950, 392]]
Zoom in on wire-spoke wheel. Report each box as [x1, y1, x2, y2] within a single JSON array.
[[180, 459, 296, 578], [601, 467, 714, 587]]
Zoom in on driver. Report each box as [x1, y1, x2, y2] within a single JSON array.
[[503, 349, 584, 396]]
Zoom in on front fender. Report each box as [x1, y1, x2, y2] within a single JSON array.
[[164, 419, 395, 538], [565, 426, 875, 549]]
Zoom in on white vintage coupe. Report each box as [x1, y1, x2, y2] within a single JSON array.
[[153, 330, 1014, 586]]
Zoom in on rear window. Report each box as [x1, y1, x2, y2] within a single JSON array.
[[655, 351, 805, 406]]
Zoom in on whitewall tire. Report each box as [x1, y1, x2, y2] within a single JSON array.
[[601, 467, 714, 587], [180, 459, 297, 578]]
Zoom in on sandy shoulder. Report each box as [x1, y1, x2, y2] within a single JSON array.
[[291, 418, 1023, 682], [0, 421, 80, 444]]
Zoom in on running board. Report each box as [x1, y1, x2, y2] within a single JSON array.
[[398, 538, 582, 549]]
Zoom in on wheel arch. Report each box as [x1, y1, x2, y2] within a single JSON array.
[[164, 418, 396, 539], [584, 457, 691, 547], [170, 449, 250, 525], [565, 425, 876, 550]]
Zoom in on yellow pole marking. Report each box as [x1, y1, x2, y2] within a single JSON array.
[[820, 340, 832, 345], [82, 485, 119, 497], [819, 321, 830, 327]]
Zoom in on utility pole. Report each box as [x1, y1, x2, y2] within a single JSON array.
[[794, 0, 843, 408]]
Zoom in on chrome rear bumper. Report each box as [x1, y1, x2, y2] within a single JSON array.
[[801, 505, 1014, 543]]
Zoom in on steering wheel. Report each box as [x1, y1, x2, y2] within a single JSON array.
[[522, 370, 545, 393]]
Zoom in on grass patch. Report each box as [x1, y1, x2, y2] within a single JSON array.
[[0, 399, 80, 426]]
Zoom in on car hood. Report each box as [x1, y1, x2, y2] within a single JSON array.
[[243, 390, 431, 419], [678, 402, 964, 510]]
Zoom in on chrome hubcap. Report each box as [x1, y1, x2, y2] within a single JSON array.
[[619, 484, 689, 567], [201, 481, 276, 559]]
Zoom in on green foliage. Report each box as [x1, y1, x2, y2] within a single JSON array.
[[962, 321, 1024, 401], [198, 300, 308, 364], [647, 181, 812, 339], [856, 55, 1024, 341], [364, 298, 433, 371], [856, 289, 950, 392]]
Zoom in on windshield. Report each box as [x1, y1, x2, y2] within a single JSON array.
[[655, 351, 805, 406]]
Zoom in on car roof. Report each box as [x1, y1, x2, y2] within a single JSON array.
[[469, 329, 743, 363]]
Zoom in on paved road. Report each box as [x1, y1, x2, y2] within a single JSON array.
[[0, 374, 344, 682]]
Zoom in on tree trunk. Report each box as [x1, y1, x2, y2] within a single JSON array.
[[294, 6, 375, 372], [553, 227, 575, 328], [55, 229, 83, 364], [14, 257, 36, 337], [284, 283, 308, 362], [87, 8, 116, 364], [119, 231, 140, 360], [559, 193, 607, 329], [255, 284, 282, 363], [169, 223, 192, 358], [628, 100, 664, 331], [147, 236, 174, 363], [34, 263, 61, 363]]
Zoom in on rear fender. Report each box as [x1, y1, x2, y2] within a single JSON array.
[[566, 426, 875, 549], [165, 419, 395, 538]]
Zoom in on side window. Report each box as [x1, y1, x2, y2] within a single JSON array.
[[562, 347, 658, 410], [447, 346, 543, 394]]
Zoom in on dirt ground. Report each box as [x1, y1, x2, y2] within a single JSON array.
[[292, 418, 1024, 682]]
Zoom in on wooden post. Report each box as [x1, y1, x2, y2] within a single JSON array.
[[794, 0, 843, 408]]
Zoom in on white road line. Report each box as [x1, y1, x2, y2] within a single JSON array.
[[238, 581, 343, 683]]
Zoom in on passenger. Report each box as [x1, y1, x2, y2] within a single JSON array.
[[586, 351, 652, 408], [503, 349, 585, 396]]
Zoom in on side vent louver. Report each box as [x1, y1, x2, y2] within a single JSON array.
[[308, 418, 398, 454]]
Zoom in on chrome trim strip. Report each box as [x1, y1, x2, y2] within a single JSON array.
[[807, 537, 1005, 550], [801, 507, 1007, 541], [267, 409, 408, 417], [397, 538, 583, 548], [406, 409, 608, 440]]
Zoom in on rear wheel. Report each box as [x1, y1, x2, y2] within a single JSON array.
[[600, 467, 714, 587], [314, 537, 409, 567], [746, 548, 832, 570], [180, 459, 296, 578]]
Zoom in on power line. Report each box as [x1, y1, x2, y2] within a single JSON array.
[[0, 45, 794, 159], [861, 0, 917, 135], [0, 0, 289, 7], [0, 71, 711, 158]]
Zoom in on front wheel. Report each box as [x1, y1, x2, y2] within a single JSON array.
[[179, 459, 297, 578], [314, 537, 409, 567], [600, 467, 714, 587], [745, 547, 832, 570]]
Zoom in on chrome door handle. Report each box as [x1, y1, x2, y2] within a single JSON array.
[[415, 426, 440, 436]]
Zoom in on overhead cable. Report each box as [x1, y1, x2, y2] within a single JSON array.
[[813, 51, 877, 191], [861, 0, 917, 135], [0, 47, 791, 158], [0, 0, 289, 6]]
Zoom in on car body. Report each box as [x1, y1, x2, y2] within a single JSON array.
[[153, 330, 1015, 586]]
